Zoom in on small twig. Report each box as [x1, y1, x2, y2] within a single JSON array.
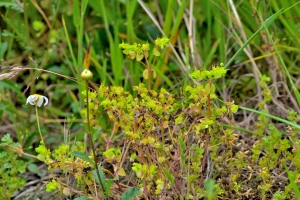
[[6, 145, 37, 159]]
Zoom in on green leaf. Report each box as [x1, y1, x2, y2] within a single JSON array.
[[190, 70, 201, 80], [2, 30, 14, 37], [178, 134, 186, 171], [163, 168, 175, 185], [1, 133, 13, 144], [93, 167, 107, 191], [210, 83, 216, 94], [71, 152, 95, 165], [152, 70, 156, 79], [73, 0, 80, 27], [27, 163, 39, 174], [285, 165, 300, 198], [118, 167, 126, 176], [32, 20, 45, 31], [74, 197, 90, 200], [263, 8, 284, 29], [17, 160, 27, 173], [143, 69, 148, 80], [0, 41, 8, 59], [120, 187, 141, 200], [92, 127, 102, 142], [82, 0, 88, 14], [0, 80, 24, 100], [153, 47, 161, 56], [0, 2, 23, 12], [205, 83, 211, 94], [240, 106, 300, 130], [46, 180, 60, 192], [105, 179, 114, 196], [204, 179, 215, 199], [136, 53, 143, 61]]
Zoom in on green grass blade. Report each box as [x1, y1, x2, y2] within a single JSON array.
[[73, 0, 80, 28], [99, 0, 123, 85], [71, 152, 95, 165], [62, 16, 77, 72], [163, 0, 175, 35], [285, 165, 300, 198], [126, 0, 140, 85], [77, 0, 88, 72], [178, 134, 186, 171], [262, 14, 300, 106], [220, 124, 254, 135], [240, 106, 300, 130], [120, 188, 141, 200], [170, 0, 187, 39], [225, 8, 284, 69]]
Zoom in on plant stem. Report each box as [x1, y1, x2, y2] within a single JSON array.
[[144, 55, 151, 91], [7, 145, 37, 159], [106, 119, 117, 149], [35, 105, 44, 144], [229, 118, 233, 184], [200, 129, 209, 187], [86, 82, 105, 194], [200, 80, 212, 187]]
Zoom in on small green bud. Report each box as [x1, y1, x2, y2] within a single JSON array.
[[81, 69, 93, 80]]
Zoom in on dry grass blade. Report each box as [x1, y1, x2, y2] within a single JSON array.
[[137, 0, 187, 73], [228, 0, 262, 102], [0, 62, 23, 80]]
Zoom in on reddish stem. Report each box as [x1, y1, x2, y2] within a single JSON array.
[[200, 79, 212, 187]]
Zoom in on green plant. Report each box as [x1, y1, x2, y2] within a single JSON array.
[[0, 134, 28, 199], [2, 1, 300, 199], [0, 37, 233, 199], [96, 38, 234, 199]]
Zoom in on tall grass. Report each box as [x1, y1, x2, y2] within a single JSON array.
[[1, 0, 299, 143]]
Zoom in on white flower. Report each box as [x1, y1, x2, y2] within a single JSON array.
[[26, 94, 48, 107]]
